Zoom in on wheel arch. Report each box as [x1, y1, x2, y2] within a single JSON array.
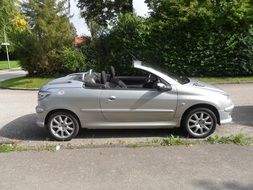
[[180, 104, 220, 126], [45, 109, 82, 128]]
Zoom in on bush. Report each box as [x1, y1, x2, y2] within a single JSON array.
[[81, 0, 253, 77], [61, 48, 85, 73], [16, 0, 75, 76]]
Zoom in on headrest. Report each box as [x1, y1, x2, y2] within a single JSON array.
[[109, 66, 116, 77], [100, 71, 107, 84]]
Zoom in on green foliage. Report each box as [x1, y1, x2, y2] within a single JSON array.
[[77, 0, 133, 27], [0, 76, 54, 89], [0, 60, 20, 70], [17, 0, 75, 75], [0, 144, 15, 153], [160, 135, 193, 146], [0, 143, 57, 153], [61, 48, 85, 73], [80, 0, 253, 77], [143, 0, 253, 76], [207, 134, 253, 145], [0, 0, 23, 53], [80, 13, 147, 74]]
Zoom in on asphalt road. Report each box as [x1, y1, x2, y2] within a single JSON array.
[[0, 70, 27, 82], [0, 84, 253, 144], [0, 84, 253, 190], [0, 83, 252, 146], [0, 145, 252, 190]]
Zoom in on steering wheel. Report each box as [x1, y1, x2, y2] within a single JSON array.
[[144, 74, 152, 83], [143, 74, 157, 88]]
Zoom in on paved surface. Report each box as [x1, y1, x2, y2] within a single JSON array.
[[0, 69, 27, 82], [0, 85, 253, 190], [0, 83, 252, 146], [0, 145, 252, 190]]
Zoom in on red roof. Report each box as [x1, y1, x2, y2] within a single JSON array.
[[74, 36, 85, 46]]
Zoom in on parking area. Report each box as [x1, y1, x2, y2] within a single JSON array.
[[0, 83, 252, 146]]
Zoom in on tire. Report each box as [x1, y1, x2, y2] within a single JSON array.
[[47, 111, 80, 141], [182, 108, 217, 138]]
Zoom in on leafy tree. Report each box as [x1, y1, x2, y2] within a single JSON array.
[[77, 0, 133, 37], [78, 0, 253, 77], [80, 13, 148, 74], [18, 0, 76, 75], [0, 0, 25, 54], [143, 0, 253, 76]]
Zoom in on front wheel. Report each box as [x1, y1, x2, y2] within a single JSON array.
[[182, 108, 217, 138], [47, 111, 80, 141]]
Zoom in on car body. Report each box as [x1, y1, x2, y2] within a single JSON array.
[[36, 61, 234, 140]]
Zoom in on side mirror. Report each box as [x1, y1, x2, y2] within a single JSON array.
[[156, 82, 172, 92]]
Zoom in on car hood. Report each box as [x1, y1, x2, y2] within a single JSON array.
[[187, 78, 228, 96]]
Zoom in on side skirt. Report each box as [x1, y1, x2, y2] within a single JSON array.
[[83, 120, 181, 129]]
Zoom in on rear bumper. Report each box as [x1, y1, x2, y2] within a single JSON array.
[[219, 105, 234, 124]]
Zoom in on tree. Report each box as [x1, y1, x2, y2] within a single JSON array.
[[18, 0, 76, 75], [77, 0, 133, 37], [142, 0, 253, 76], [0, 0, 24, 54]]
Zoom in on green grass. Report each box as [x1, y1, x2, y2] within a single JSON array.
[[160, 135, 194, 146], [0, 60, 20, 70], [196, 76, 253, 84], [0, 143, 57, 153], [0, 76, 54, 89], [148, 134, 253, 147], [207, 134, 253, 145], [0, 144, 15, 153]]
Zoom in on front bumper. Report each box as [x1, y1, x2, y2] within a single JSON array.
[[219, 104, 234, 124], [36, 106, 46, 128]]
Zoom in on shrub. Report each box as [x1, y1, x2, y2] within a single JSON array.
[[61, 48, 85, 73]]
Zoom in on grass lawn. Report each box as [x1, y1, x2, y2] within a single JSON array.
[[196, 76, 253, 84], [0, 60, 21, 70], [0, 76, 54, 89]]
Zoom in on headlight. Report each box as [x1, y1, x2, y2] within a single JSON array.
[[38, 91, 51, 101]]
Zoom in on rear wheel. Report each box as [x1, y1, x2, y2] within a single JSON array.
[[182, 108, 217, 138], [47, 111, 79, 141]]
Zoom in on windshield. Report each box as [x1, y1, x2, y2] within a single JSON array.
[[142, 62, 190, 84]]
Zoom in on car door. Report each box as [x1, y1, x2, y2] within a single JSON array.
[[99, 86, 177, 122]]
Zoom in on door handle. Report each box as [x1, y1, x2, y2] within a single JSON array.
[[108, 96, 116, 101]]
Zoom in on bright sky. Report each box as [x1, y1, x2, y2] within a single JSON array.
[[70, 0, 149, 36]]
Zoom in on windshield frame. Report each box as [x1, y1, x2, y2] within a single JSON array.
[[133, 61, 190, 85]]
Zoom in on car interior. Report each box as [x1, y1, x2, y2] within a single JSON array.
[[82, 66, 165, 90]]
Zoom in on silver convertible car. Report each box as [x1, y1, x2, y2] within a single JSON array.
[[36, 61, 234, 141]]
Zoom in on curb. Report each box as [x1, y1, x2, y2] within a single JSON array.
[[0, 86, 39, 91]]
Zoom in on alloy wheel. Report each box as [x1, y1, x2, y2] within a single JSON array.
[[187, 111, 214, 137], [49, 115, 75, 139]]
